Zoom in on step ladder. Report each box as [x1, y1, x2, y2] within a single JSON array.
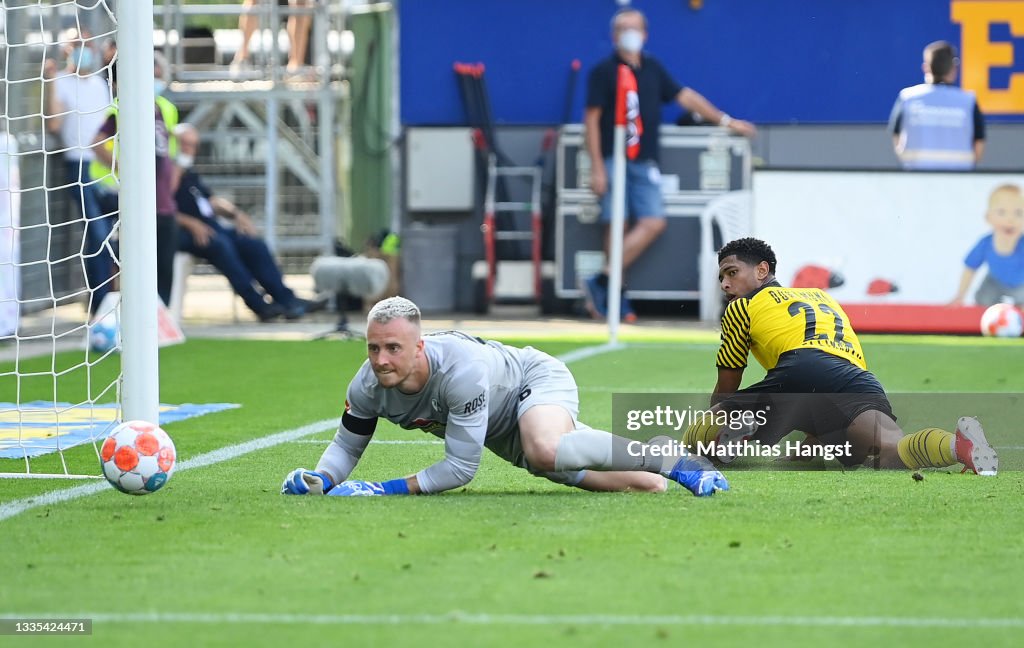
[[474, 152, 544, 310]]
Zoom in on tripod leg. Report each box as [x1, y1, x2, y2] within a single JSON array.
[[310, 291, 365, 340]]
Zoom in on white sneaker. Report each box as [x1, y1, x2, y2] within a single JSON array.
[[954, 416, 998, 476]]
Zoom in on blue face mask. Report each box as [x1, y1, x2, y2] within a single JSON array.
[[154, 80, 166, 96], [72, 47, 96, 72]]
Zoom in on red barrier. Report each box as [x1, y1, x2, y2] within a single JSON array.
[[841, 304, 988, 335]]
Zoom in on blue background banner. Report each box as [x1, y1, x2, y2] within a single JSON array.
[[399, 0, 1024, 125]]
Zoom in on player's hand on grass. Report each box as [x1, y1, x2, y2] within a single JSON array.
[[668, 455, 730, 497], [328, 480, 386, 496], [328, 478, 411, 496], [694, 470, 730, 496], [281, 468, 334, 495]]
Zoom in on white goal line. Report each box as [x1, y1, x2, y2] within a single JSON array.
[[1, 611, 1021, 629], [287, 439, 443, 444]]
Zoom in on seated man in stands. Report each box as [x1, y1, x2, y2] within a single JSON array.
[[172, 123, 314, 322]]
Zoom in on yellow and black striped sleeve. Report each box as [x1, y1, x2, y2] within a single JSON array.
[[716, 298, 751, 369]]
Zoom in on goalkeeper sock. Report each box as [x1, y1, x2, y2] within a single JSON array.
[[553, 428, 666, 473], [896, 428, 957, 469], [682, 420, 721, 452]]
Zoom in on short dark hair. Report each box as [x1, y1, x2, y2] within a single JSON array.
[[718, 237, 777, 274], [924, 40, 958, 79]]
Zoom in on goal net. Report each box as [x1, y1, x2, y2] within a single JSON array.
[[1, 0, 158, 478]]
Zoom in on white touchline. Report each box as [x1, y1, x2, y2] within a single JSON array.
[[0, 344, 626, 523], [287, 439, 444, 445], [0, 612, 1021, 628], [556, 342, 625, 365]]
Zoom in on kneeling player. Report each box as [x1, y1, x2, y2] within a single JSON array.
[[683, 238, 997, 475], [283, 296, 729, 498]]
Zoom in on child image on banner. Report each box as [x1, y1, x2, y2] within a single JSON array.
[[951, 184, 1024, 307]]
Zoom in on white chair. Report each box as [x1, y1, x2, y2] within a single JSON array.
[[168, 252, 195, 323], [699, 190, 753, 322], [168, 252, 240, 323]]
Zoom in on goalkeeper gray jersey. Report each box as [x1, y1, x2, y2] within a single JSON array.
[[345, 331, 531, 492]]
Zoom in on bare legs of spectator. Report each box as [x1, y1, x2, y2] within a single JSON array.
[[233, 0, 312, 74], [232, 0, 259, 69], [286, 0, 313, 72], [602, 217, 668, 271]]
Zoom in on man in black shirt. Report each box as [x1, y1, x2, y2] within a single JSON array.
[[173, 123, 313, 322], [582, 7, 756, 322]]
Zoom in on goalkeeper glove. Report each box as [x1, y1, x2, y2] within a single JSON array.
[[327, 478, 410, 496], [281, 468, 334, 495], [667, 456, 730, 497]]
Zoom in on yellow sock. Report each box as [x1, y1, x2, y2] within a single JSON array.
[[682, 419, 720, 452], [897, 428, 957, 469]]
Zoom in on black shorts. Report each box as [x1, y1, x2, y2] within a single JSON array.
[[719, 349, 895, 453]]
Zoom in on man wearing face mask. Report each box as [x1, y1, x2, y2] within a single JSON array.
[[172, 123, 316, 322], [45, 29, 112, 316], [582, 7, 757, 323]]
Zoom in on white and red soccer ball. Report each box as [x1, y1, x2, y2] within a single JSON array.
[[100, 420, 176, 495], [980, 303, 1024, 338]]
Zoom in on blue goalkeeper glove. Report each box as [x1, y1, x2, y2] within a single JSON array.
[[281, 468, 334, 495], [668, 456, 730, 497], [327, 478, 410, 496]]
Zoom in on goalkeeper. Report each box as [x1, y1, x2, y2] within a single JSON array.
[[283, 297, 728, 498], [683, 237, 997, 475]]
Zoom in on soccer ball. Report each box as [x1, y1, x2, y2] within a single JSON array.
[[980, 303, 1024, 338], [100, 421, 176, 495], [89, 319, 119, 353]]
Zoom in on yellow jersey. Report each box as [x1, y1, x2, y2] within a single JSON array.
[[716, 283, 867, 371], [90, 95, 179, 190]]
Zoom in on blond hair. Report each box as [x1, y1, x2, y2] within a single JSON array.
[[367, 296, 421, 326], [988, 184, 1022, 209]]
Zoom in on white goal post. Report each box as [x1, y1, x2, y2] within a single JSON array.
[[0, 0, 158, 478]]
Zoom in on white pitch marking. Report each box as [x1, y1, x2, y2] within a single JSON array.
[[0, 343, 626, 523], [556, 342, 626, 365], [2, 611, 1021, 629], [286, 439, 443, 445], [0, 418, 339, 523], [576, 386, 700, 393]]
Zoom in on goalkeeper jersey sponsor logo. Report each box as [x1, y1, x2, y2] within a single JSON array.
[[406, 418, 445, 435], [462, 393, 486, 415]]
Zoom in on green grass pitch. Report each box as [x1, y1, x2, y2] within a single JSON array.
[[1, 334, 1022, 647]]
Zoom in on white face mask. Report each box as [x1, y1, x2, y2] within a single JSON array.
[[618, 29, 644, 54], [176, 153, 194, 169], [154, 80, 166, 96]]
